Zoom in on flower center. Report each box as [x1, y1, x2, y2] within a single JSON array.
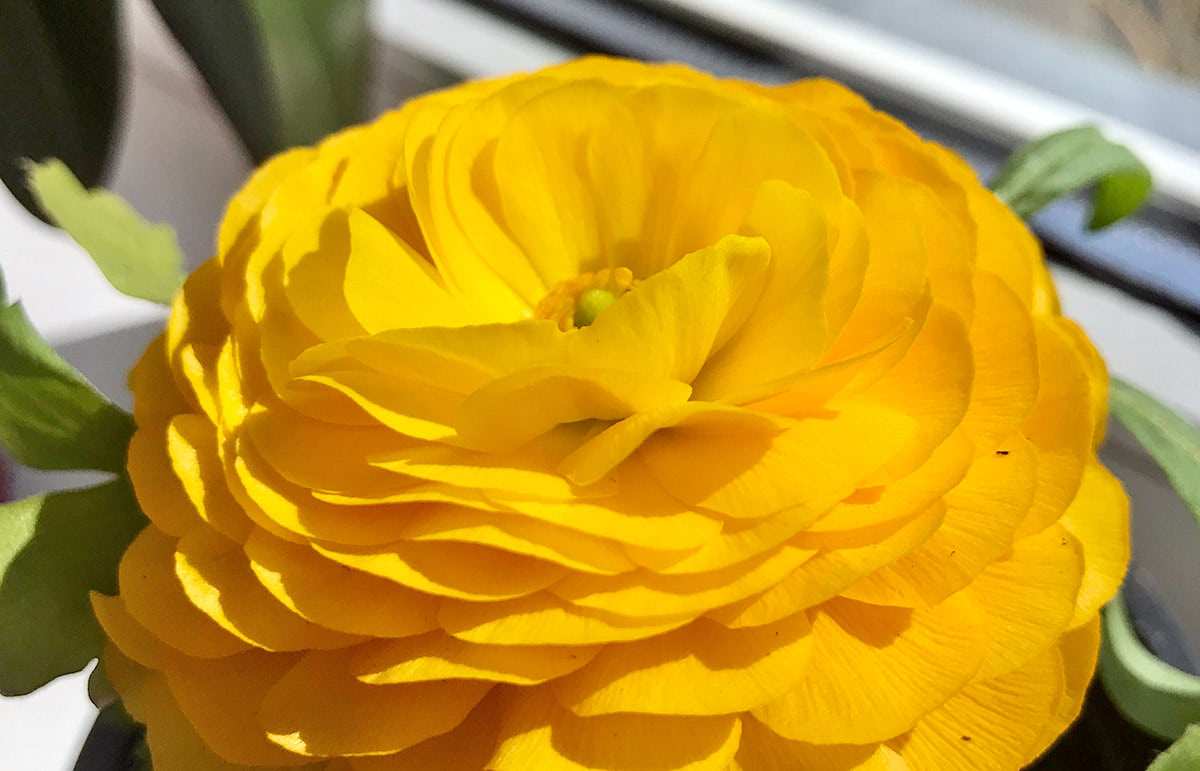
[[532, 267, 638, 330]]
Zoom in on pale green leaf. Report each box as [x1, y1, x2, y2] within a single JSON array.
[[0, 482, 146, 696], [0, 298, 133, 472], [1148, 724, 1200, 770], [1109, 378, 1200, 532], [1100, 593, 1200, 741], [990, 125, 1152, 229], [25, 158, 185, 304]]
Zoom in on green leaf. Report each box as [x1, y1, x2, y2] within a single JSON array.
[[0, 295, 134, 472], [990, 125, 1152, 229], [0, 0, 120, 221], [1100, 593, 1200, 741], [147, 0, 280, 162], [88, 659, 117, 709], [247, 0, 370, 150], [1148, 725, 1200, 770], [1109, 378, 1200, 532], [0, 481, 146, 696], [148, 0, 369, 161], [26, 159, 185, 305]]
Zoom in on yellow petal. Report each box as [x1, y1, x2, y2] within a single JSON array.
[[396, 503, 636, 575], [486, 81, 646, 283], [118, 527, 251, 659], [658, 100, 842, 266], [1016, 317, 1094, 537], [1030, 615, 1101, 759], [313, 539, 566, 602], [570, 234, 771, 383], [966, 523, 1083, 681], [341, 207, 470, 332], [243, 529, 439, 638], [753, 593, 986, 744], [455, 366, 692, 452], [691, 182, 830, 399], [259, 650, 492, 757], [959, 274, 1038, 451], [807, 432, 973, 533], [239, 401, 414, 495], [1060, 460, 1130, 628], [552, 613, 812, 716], [438, 592, 692, 646], [280, 209, 368, 343], [345, 631, 598, 686], [165, 650, 313, 767], [642, 403, 915, 520], [488, 687, 742, 771], [371, 426, 614, 501], [734, 715, 909, 771], [128, 333, 191, 426], [551, 543, 816, 620], [487, 459, 723, 549], [841, 434, 1036, 607], [175, 527, 365, 651], [558, 401, 780, 488], [229, 436, 418, 545], [825, 173, 928, 358], [886, 645, 1064, 771], [710, 504, 946, 628], [168, 414, 253, 541], [348, 691, 503, 771], [127, 422, 207, 538], [103, 646, 305, 771], [845, 303, 972, 483], [91, 592, 185, 672]]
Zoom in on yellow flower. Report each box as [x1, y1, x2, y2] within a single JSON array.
[[96, 57, 1129, 770]]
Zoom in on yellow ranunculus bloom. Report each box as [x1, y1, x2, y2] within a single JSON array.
[[97, 57, 1129, 770]]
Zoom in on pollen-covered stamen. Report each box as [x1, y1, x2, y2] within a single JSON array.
[[532, 266, 638, 330]]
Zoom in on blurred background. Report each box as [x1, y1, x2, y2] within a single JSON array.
[[1, 1, 1199, 767]]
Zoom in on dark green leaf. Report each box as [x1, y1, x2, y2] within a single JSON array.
[[0, 0, 120, 221], [247, 0, 370, 149], [88, 659, 117, 709], [0, 296, 134, 472], [1148, 725, 1200, 770], [1100, 593, 1200, 741], [1109, 378, 1200, 532], [0, 481, 146, 696], [147, 0, 280, 162], [990, 125, 1152, 230], [149, 0, 369, 161], [26, 159, 185, 305]]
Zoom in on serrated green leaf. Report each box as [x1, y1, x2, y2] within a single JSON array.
[[0, 298, 134, 472], [990, 125, 1152, 230], [25, 158, 185, 305], [1148, 724, 1200, 770], [0, 0, 120, 222], [1100, 593, 1200, 741], [0, 481, 146, 696], [1109, 378, 1200, 532]]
